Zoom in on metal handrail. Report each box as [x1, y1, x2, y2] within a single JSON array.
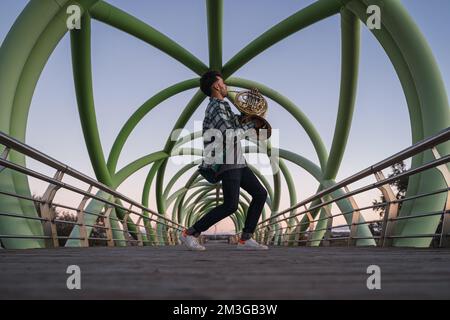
[[230, 127, 450, 248], [258, 157, 449, 230], [0, 130, 184, 247], [260, 127, 450, 225], [0, 131, 182, 228]]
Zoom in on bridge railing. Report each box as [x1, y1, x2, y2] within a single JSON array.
[[237, 128, 450, 248], [0, 131, 182, 248]]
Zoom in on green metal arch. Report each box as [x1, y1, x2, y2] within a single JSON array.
[[0, 0, 448, 249]]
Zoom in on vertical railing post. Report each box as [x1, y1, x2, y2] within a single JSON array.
[[76, 185, 93, 247], [143, 216, 152, 246], [375, 171, 399, 247], [122, 205, 133, 246], [0, 147, 10, 173], [174, 227, 181, 245], [320, 203, 333, 247], [103, 206, 115, 247], [304, 205, 317, 246], [344, 186, 361, 247], [261, 225, 267, 244], [40, 170, 65, 248], [153, 220, 160, 246], [431, 147, 450, 248], [135, 216, 144, 246], [283, 227, 289, 246], [254, 229, 259, 242], [166, 226, 173, 246], [282, 214, 290, 246], [265, 223, 272, 246], [293, 225, 301, 246], [439, 196, 450, 248]]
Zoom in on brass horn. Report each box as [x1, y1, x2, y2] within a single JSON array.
[[227, 88, 272, 139]]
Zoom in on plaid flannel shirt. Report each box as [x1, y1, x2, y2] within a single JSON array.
[[200, 97, 256, 175]]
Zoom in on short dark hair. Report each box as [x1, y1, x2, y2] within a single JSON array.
[[200, 70, 222, 96]]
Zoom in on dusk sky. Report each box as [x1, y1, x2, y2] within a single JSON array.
[[1, 0, 449, 233]]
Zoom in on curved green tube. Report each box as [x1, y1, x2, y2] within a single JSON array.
[[323, 8, 360, 180], [346, 0, 450, 247], [226, 77, 328, 170], [155, 90, 206, 213], [222, 0, 342, 78], [107, 79, 199, 174], [206, 0, 223, 70], [0, 0, 101, 248], [1, 0, 447, 250], [71, 13, 139, 238], [90, 1, 208, 75]]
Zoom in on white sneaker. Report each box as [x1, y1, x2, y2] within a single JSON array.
[[179, 230, 206, 251], [237, 238, 269, 250]]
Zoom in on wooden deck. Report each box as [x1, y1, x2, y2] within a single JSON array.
[[1, 241, 449, 299]]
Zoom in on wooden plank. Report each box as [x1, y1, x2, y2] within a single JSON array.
[[0, 242, 449, 299]]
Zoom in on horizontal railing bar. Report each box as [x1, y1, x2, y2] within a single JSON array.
[[88, 237, 108, 241], [54, 219, 79, 226], [386, 234, 438, 239], [54, 236, 84, 240], [0, 189, 43, 203], [0, 191, 120, 222], [277, 187, 448, 228], [259, 198, 448, 236], [321, 236, 352, 241], [0, 235, 51, 239], [84, 223, 109, 230], [0, 189, 170, 229], [257, 210, 446, 239], [0, 211, 177, 241], [265, 228, 443, 244], [0, 234, 153, 242], [291, 234, 438, 244], [389, 210, 448, 222], [390, 187, 449, 205], [350, 236, 382, 240], [258, 187, 449, 233], [0, 211, 48, 222]]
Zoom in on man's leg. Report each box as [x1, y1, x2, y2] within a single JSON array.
[[189, 169, 242, 235], [239, 166, 268, 240]]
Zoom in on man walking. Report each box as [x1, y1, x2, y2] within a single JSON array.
[[179, 71, 269, 251]]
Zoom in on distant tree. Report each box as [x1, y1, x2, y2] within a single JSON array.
[[32, 194, 107, 247], [372, 161, 409, 213], [89, 217, 108, 247], [370, 161, 409, 235], [32, 194, 76, 246], [54, 211, 78, 246]]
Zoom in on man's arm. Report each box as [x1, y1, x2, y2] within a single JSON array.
[[212, 102, 257, 137]]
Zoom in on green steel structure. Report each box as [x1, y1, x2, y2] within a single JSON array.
[[0, 0, 448, 249]]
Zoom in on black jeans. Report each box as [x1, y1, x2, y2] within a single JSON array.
[[192, 166, 268, 235]]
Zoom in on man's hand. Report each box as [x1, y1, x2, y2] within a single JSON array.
[[239, 114, 252, 124], [238, 114, 271, 139], [239, 114, 266, 129]]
